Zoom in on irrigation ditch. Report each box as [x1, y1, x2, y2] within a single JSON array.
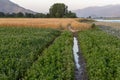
[[73, 32, 88, 80], [18, 27, 88, 80], [68, 25, 88, 80]]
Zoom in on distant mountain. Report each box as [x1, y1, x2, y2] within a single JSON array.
[[0, 0, 36, 13], [73, 5, 120, 17]]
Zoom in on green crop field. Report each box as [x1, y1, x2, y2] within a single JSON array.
[[1, 0, 120, 79], [24, 31, 74, 80], [78, 28, 120, 80], [1, 25, 120, 80], [0, 27, 60, 79]]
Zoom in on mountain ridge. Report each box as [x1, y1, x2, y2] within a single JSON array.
[[73, 4, 120, 17], [0, 0, 36, 14]]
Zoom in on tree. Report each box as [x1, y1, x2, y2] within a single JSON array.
[[0, 12, 5, 17], [25, 13, 34, 18], [35, 13, 46, 18], [49, 3, 68, 18], [65, 11, 77, 18], [16, 12, 24, 17], [49, 3, 77, 18]]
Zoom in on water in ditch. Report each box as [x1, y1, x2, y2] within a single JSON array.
[[73, 37, 80, 70], [73, 36, 87, 80]]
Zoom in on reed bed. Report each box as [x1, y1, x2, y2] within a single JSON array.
[[0, 18, 92, 30]]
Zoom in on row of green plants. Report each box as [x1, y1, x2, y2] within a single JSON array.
[[0, 27, 60, 80], [78, 28, 120, 80], [24, 31, 74, 80]]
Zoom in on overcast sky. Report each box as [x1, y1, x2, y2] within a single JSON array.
[[10, 0, 120, 13]]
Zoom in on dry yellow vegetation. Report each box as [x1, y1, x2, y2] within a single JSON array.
[[0, 18, 92, 30], [95, 22, 120, 29]]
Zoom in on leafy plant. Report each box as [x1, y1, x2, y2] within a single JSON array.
[[0, 27, 60, 80], [78, 28, 120, 80], [24, 31, 74, 80]]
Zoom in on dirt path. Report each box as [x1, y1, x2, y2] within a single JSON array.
[[68, 26, 79, 33], [68, 25, 88, 80]]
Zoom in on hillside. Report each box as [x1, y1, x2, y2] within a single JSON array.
[[73, 5, 120, 17], [0, 0, 36, 13]]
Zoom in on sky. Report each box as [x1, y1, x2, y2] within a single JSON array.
[[10, 0, 120, 13]]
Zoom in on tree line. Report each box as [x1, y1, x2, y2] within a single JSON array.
[[0, 12, 49, 18], [0, 3, 77, 18]]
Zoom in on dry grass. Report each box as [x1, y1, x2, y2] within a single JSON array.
[[0, 18, 92, 30], [95, 22, 120, 29]]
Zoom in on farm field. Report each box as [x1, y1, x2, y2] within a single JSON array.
[[0, 27, 60, 79], [24, 31, 74, 80], [0, 18, 91, 30], [1, 0, 120, 80], [78, 28, 120, 80], [1, 18, 120, 80]]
